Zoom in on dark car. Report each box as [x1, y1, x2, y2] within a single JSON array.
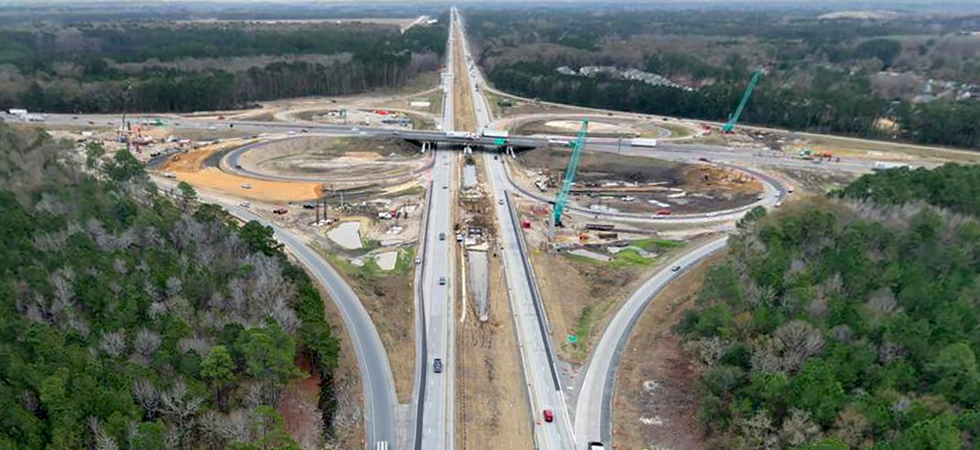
[[433, 358, 443, 373]]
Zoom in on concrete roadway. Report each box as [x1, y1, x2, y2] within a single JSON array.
[[457, 9, 578, 450], [415, 8, 459, 450]]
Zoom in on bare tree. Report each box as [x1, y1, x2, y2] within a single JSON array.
[[133, 379, 160, 419], [774, 320, 825, 373], [780, 408, 819, 447], [132, 329, 161, 365], [99, 330, 127, 358]]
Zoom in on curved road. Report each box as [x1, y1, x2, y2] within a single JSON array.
[[152, 182, 398, 450]]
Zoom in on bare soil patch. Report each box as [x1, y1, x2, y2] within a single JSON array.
[[453, 27, 478, 132], [531, 239, 686, 364], [317, 248, 416, 404], [612, 252, 725, 450], [160, 143, 324, 202], [512, 149, 762, 214], [457, 241, 534, 450]]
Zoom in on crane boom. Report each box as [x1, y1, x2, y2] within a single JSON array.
[[722, 69, 761, 133], [552, 119, 589, 229]]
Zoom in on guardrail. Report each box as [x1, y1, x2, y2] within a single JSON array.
[[504, 191, 561, 391], [412, 179, 434, 450]]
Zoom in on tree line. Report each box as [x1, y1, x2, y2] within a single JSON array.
[[0, 20, 447, 113], [466, 8, 980, 149], [676, 164, 980, 449], [0, 122, 340, 449]]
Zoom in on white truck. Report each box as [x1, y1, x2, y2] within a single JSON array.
[[630, 138, 659, 147], [446, 131, 476, 139], [871, 161, 910, 171], [482, 129, 509, 139]]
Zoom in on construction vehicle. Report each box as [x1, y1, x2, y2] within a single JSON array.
[[722, 69, 762, 133], [551, 120, 589, 232]]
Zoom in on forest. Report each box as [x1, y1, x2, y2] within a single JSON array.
[[0, 19, 447, 113], [466, 8, 980, 149], [677, 164, 980, 449], [0, 122, 340, 449]]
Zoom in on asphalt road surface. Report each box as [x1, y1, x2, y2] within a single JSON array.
[[573, 236, 729, 446], [416, 9, 459, 450]]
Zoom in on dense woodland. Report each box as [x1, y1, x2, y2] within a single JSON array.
[[0, 122, 340, 449], [0, 20, 447, 113], [678, 164, 980, 449], [467, 9, 980, 149]]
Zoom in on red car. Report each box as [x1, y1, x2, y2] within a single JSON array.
[[543, 409, 554, 423], [655, 209, 672, 216]]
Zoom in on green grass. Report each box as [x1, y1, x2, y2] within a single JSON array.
[[563, 239, 685, 269], [633, 238, 686, 252], [319, 246, 415, 280], [642, 122, 693, 139], [609, 249, 658, 269], [568, 305, 598, 361]]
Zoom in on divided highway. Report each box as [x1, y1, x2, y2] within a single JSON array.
[[457, 9, 578, 450], [414, 9, 459, 450]]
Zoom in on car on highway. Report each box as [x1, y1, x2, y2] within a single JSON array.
[[287, 130, 297, 135], [439, 232, 446, 241], [698, 157, 710, 162], [351, 127, 360, 132], [272, 207, 288, 215], [88, 121, 95, 125], [240, 183, 252, 190], [756, 193, 765, 200], [654, 209, 672, 216], [498, 199, 504, 206], [433, 358, 443, 373], [239, 201, 251, 208], [175, 122, 181, 126], [208, 125, 217, 131], [671, 265, 681, 272], [443, 184, 448, 189], [301, 129, 308, 133], [543, 409, 554, 423], [301, 203, 316, 210], [588, 442, 605, 450], [72, 115, 78, 120], [438, 276, 447, 285]]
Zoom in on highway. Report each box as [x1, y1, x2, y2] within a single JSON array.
[[415, 9, 459, 450], [456, 9, 578, 450]]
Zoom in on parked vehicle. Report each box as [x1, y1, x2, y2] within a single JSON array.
[[272, 207, 288, 215]]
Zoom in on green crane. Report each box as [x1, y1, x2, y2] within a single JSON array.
[[722, 69, 762, 133], [552, 119, 589, 231]]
